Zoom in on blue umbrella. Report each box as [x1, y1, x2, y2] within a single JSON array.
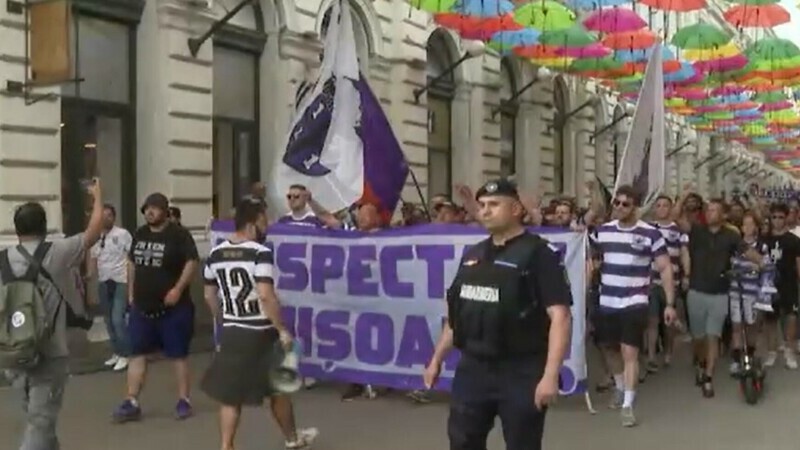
[[663, 62, 696, 83], [451, 0, 514, 17], [490, 29, 541, 53], [718, 93, 750, 104], [734, 108, 762, 119], [564, 0, 630, 9], [614, 45, 676, 63]]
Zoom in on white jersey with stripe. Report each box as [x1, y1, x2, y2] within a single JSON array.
[[204, 240, 274, 330]]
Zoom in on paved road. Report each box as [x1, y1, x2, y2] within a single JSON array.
[[2, 348, 799, 450]]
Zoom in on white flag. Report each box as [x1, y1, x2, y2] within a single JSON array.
[[272, 0, 363, 213], [613, 42, 666, 210]]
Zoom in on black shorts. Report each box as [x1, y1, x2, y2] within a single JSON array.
[[595, 306, 648, 349], [772, 287, 799, 316], [201, 326, 281, 407]]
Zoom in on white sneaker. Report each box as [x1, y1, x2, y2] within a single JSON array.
[[303, 377, 318, 389], [785, 351, 798, 370], [113, 357, 129, 372], [765, 351, 778, 367], [285, 427, 319, 449], [104, 355, 119, 367]]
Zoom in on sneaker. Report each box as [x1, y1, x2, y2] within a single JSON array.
[[364, 384, 378, 400], [303, 377, 318, 390], [765, 351, 778, 367], [608, 390, 623, 410], [621, 406, 637, 427], [645, 361, 659, 374], [112, 399, 142, 424], [112, 357, 128, 372], [341, 384, 364, 402], [285, 427, 319, 449], [407, 389, 432, 404], [104, 355, 119, 367], [785, 351, 798, 370], [175, 398, 193, 420]]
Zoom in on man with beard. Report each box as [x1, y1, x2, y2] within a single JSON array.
[[202, 199, 318, 450], [113, 193, 199, 422]]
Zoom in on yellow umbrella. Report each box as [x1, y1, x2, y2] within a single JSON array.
[[530, 56, 573, 69], [683, 42, 740, 60]]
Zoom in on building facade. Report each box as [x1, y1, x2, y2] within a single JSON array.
[[0, 0, 794, 248]]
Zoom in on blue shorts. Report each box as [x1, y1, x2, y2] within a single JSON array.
[[129, 301, 195, 359]]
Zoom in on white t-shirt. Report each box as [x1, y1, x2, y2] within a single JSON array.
[[91, 226, 132, 283]]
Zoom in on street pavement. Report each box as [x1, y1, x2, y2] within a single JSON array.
[[2, 347, 800, 450]]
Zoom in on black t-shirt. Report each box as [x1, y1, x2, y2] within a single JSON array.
[[763, 232, 800, 294], [688, 224, 744, 294], [129, 222, 199, 312]]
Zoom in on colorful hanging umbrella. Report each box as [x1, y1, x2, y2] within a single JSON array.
[[727, 0, 780, 5], [724, 4, 790, 28], [538, 26, 598, 47], [564, 0, 631, 9], [531, 56, 574, 69], [514, 44, 562, 59], [583, 8, 646, 33], [569, 56, 624, 72], [407, 0, 457, 13], [513, 1, 577, 30], [745, 38, 800, 60], [639, 0, 706, 11], [434, 13, 521, 40], [490, 29, 541, 53], [557, 42, 611, 58], [451, 0, 515, 17], [761, 101, 795, 111], [683, 43, 741, 61], [747, 56, 800, 72], [671, 23, 731, 50], [602, 29, 657, 49], [692, 54, 749, 72]]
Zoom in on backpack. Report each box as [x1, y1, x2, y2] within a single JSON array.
[[0, 243, 61, 370]]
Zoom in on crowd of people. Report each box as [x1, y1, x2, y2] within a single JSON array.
[[5, 173, 800, 449]]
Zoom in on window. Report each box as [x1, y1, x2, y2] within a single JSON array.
[[499, 59, 517, 179], [426, 30, 455, 200], [212, 45, 259, 218], [60, 13, 135, 235]]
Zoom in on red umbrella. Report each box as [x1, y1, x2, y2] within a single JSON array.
[[602, 29, 657, 49], [639, 0, 706, 12], [724, 4, 790, 28], [434, 13, 522, 40]]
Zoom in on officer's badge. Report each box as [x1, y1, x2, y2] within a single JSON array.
[[485, 182, 498, 193], [463, 259, 479, 266]]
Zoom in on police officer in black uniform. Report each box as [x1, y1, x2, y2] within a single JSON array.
[[424, 179, 573, 450]]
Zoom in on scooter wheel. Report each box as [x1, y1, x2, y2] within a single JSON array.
[[740, 375, 760, 405]]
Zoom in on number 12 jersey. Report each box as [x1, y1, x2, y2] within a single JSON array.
[[204, 240, 275, 330]]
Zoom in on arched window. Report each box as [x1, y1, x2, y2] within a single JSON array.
[[612, 105, 627, 178], [321, 1, 371, 74], [553, 76, 569, 193], [426, 30, 455, 200], [499, 58, 517, 179]]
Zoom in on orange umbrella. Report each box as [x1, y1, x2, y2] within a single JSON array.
[[724, 4, 790, 28], [639, 0, 706, 12], [633, 60, 682, 73], [513, 44, 561, 59], [602, 29, 657, 50]]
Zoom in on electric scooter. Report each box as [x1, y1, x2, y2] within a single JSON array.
[[729, 268, 767, 405]]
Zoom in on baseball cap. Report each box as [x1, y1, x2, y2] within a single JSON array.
[[140, 192, 169, 214], [475, 179, 519, 200]]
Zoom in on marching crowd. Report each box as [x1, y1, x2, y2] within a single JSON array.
[[5, 174, 800, 449]]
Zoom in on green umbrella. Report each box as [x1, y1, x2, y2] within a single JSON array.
[[754, 90, 788, 103], [671, 23, 731, 50], [407, 0, 457, 13], [569, 56, 622, 72], [538, 26, 597, 48], [704, 111, 734, 120], [727, 0, 780, 4], [747, 56, 800, 72], [745, 38, 800, 61], [514, 0, 577, 31]]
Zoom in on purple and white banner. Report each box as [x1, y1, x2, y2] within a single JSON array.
[[208, 222, 587, 395]]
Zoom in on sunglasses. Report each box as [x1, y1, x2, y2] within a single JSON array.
[[613, 200, 632, 208], [286, 194, 301, 200], [772, 215, 786, 220]]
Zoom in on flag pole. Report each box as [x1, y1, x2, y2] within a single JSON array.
[[408, 168, 432, 221]]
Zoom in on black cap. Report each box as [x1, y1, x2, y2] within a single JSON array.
[[140, 192, 169, 214], [475, 179, 519, 200]]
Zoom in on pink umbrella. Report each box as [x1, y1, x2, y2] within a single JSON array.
[[583, 8, 647, 33], [695, 104, 726, 113], [760, 101, 794, 112], [675, 87, 707, 100], [556, 43, 612, 58], [711, 85, 746, 96], [692, 54, 748, 73]]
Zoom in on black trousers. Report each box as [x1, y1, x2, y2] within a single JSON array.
[[448, 355, 547, 450]]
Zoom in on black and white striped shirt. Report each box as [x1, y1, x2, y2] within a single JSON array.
[[204, 240, 274, 330]]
